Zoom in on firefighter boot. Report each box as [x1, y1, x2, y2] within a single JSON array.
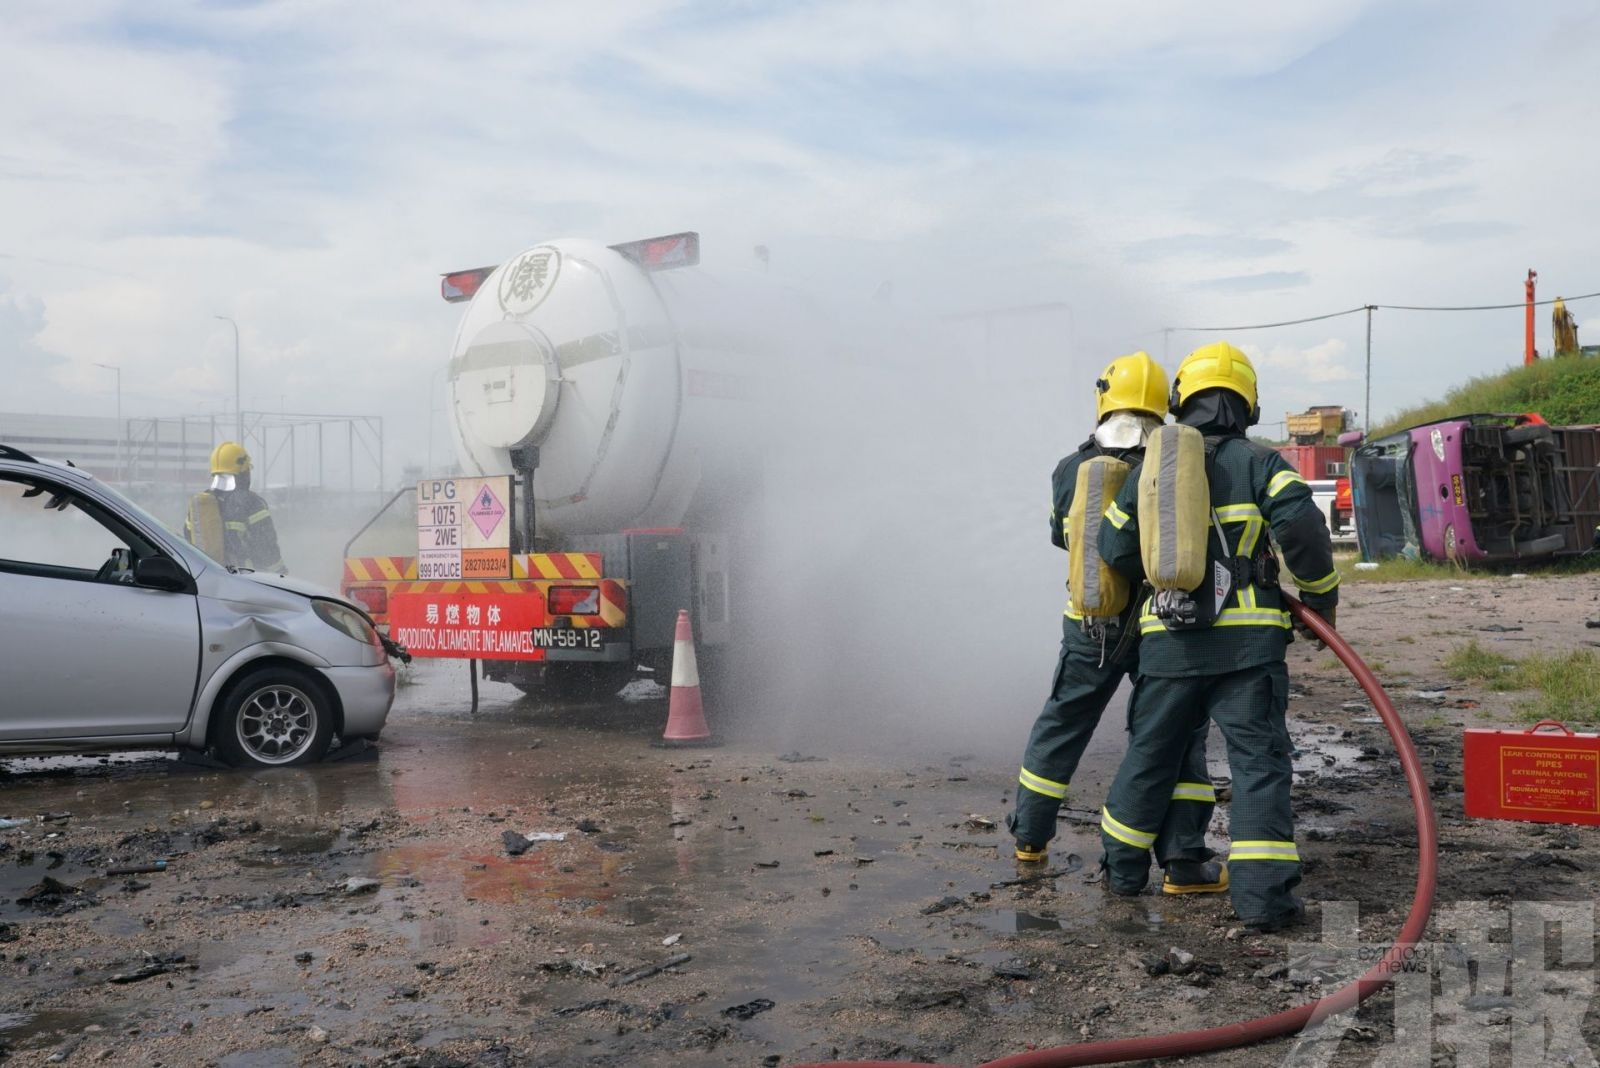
[[1015, 842, 1048, 865], [1162, 860, 1229, 895]]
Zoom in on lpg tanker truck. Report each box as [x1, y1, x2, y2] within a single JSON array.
[[342, 232, 765, 700]]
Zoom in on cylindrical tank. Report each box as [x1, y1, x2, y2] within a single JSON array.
[[448, 238, 762, 536]]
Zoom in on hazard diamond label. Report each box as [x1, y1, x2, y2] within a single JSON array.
[[468, 483, 506, 540]]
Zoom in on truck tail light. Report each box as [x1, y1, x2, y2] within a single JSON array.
[[608, 232, 699, 271], [548, 586, 601, 616], [441, 265, 497, 303], [348, 586, 389, 616]]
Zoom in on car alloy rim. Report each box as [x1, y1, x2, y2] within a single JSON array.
[[238, 684, 317, 764]]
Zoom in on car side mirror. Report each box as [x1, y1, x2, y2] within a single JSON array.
[[134, 556, 192, 593]]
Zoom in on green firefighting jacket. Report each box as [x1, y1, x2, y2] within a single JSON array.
[[185, 489, 286, 573], [1097, 434, 1338, 677]]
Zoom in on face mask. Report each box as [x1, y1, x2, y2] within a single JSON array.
[[1094, 411, 1161, 450]]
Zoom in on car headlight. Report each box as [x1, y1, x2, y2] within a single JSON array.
[[1443, 523, 1457, 558], [315, 600, 379, 647]]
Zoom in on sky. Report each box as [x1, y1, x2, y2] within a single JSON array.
[[4, 0, 1600, 472]]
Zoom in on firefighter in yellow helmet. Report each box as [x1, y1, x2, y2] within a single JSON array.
[[184, 442, 286, 573], [1097, 341, 1338, 930], [1006, 351, 1222, 895]]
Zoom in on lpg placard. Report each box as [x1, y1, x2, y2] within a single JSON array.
[[389, 590, 548, 661], [417, 476, 512, 580]]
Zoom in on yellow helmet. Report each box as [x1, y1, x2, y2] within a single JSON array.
[[210, 441, 252, 476], [1170, 341, 1259, 418], [1094, 351, 1169, 421]]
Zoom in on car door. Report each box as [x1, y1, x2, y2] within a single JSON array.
[[0, 474, 201, 739]]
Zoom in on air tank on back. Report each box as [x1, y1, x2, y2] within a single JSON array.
[[447, 237, 762, 537]]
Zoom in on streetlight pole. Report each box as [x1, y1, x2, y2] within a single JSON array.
[[215, 315, 241, 443], [93, 363, 121, 482]]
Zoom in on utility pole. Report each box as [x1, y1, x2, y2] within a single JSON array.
[[1364, 306, 1376, 434], [93, 363, 121, 481], [215, 315, 241, 442]]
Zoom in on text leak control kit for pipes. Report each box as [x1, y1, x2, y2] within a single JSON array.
[[1464, 721, 1600, 826]]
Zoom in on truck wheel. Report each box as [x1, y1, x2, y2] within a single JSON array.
[[1505, 424, 1552, 447], [214, 666, 335, 768]]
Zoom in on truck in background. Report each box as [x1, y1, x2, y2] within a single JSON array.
[[342, 232, 765, 700], [1277, 406, 1355, 537]]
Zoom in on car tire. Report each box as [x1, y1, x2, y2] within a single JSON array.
[[214, 666, 335, 768]]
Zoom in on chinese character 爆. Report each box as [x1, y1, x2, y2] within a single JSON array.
[[505, 252, 552, 303]]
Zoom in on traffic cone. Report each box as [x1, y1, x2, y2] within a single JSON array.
[[660, 609, 714, 746]]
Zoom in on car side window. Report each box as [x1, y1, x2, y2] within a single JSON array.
[[0, 476, 140, 581]]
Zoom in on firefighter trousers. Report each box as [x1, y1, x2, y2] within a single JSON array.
[[1100, 660, 1300, 925], [1008, 620, 1215, 864]]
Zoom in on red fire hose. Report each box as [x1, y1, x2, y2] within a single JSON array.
[[800, 598, 1439, 1068]]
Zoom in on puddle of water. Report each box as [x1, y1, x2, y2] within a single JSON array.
[[0, 1009, 101, 1050]]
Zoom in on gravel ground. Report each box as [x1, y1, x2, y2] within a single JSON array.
[[0, 573, 1598, 1067]]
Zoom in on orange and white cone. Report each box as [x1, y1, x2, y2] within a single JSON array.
[[661, 609, 713, 745]]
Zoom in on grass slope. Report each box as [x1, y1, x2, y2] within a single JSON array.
[[1374, 357, 1600, 437]]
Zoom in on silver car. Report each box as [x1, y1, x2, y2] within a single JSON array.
[[0, 445, 395, 767]]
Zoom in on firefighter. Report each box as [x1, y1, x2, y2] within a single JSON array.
[[184, 442, 287, 573], [1097, 341, 1339, 931], [1007, 351, 1224, 896]]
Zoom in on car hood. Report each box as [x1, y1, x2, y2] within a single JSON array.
[[240, 571, 342, 602]]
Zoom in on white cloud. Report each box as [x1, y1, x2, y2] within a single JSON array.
[[2, 1, 1598, 463]]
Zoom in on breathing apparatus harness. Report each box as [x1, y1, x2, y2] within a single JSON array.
[[1147, 433, 1279, 632]]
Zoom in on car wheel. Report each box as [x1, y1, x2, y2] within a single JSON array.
[[215, 666, 335, 768]]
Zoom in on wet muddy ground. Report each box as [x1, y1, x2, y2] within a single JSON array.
[[2, 574, 1599, 1066]]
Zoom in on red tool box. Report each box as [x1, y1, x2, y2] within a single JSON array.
[[1464, 721, 1600, 825]]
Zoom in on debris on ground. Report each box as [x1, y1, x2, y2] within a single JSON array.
[[17, 876, 94, 915], [920, 895, 964, 915], [109, 954, 194, 984], [964, 814, 996, 830], [501, 830, 532, 856], [341, 877, 381, 895], [721, 998, 775, 1020], [611, 953, 692, 987]]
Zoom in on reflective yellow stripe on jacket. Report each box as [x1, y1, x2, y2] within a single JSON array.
[[248, 509, 272, 524], [1104, 502, 1130, 530], [1228, 839, 1300, 862], [1267, 470, 1306, 497], [1140, 605, 1291, 634], [1294, 569, 1341, 595], [1019, 767, 1068, 800]]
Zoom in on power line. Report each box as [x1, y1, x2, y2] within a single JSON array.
[[1165, 307, 1369, 333], [1165, 289, 1600, 334], [1376, 290, 1600, 312]]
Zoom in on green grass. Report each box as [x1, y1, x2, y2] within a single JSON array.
[[1336, 552, 1600, 582], [1373, 356, 1600, 437], [1446, 640, 1600, 723], [1338, 556, 1476, 582], [1445, 640, 1520, 687]]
